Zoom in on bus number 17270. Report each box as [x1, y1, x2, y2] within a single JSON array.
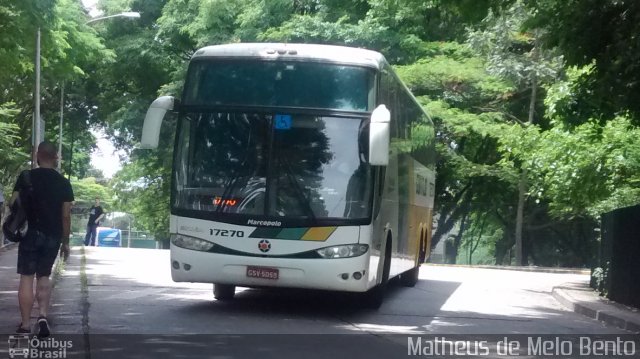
[[210, 229, 245, 237]]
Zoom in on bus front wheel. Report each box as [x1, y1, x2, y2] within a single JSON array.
[[365, 235, 392, 309], [365, 284, 385, 309], [213, 284, 236, 301]]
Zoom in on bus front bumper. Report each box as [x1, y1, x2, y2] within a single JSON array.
[[170, 245, 372, 292]]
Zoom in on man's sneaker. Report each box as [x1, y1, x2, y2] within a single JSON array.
[[37, 316, 50, 338], [16, 324, 30, 334]]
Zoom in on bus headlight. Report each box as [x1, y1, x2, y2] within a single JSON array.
[[171, 234, 215, 251], [316, 244, 368, 259]]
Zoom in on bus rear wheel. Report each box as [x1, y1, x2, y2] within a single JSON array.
[[213, 284, 236, 301], [418, 230, 427, 264], [400, 266, 419, 287], [401, 232, 424, 287]]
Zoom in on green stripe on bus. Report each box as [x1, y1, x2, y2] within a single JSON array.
[[249, 227, 283, 238], [276, 228, 309, 240]]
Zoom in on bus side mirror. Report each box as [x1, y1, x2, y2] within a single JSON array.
[[140, 96, 175, 149], [368, 104, 390, 166]]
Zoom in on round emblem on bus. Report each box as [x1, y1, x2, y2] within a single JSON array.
[[258, 239, 271, 253]]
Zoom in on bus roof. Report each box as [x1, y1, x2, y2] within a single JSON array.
[[192, 43, 386, 69]]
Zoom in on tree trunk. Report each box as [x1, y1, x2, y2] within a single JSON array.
[[528, 75, 537, 124], [469, 215, 487, 264], [514, 73, 538, 266], [515, 168, 527, 265], [451, 213, 469, 264], [430, 185, 471, 249]]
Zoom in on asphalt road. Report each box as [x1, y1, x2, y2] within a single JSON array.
[[40, 247, 632, 359]]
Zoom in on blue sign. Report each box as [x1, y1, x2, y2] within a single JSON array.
[[97, 228, 122, 247], [275, 114, 292, 130]]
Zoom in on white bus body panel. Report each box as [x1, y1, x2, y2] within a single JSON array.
[[171, 245, 370, 292], [170, 216, 374, 292]]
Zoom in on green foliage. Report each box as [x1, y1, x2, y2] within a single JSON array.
[[500, 114, 640, 221], [259, 14, 396, 54], [157, 0, 242, 47], [397, 53, 514, 108], [531, 117, 640, 219], [111, 146, 173, 241], [71, 177, 113, 209], [468, 3, 563, 86], [0, 104, 29, 184], [543, 64, 602, 127], [0, 0, 113, 178], [393, 39, 520, 260], [526, 0, 640, 122], [0, 1, 56, 85], [458, 213, 504, 265]]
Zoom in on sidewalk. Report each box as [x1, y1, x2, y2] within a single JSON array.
[[0, 243, 65, 334], [0, 243, 21, 334], [426, 263, 639, 333], [552, 281, 640, 333], [426, 263, 590, 275]]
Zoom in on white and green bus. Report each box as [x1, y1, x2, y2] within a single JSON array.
[[141, 43, 436, 307]]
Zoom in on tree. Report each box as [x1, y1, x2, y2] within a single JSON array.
[[111, 143, 173, 242], [0, 0, 113, 177], [71, 176, 113, 210], [467, 2, 562, 265], [87, 0, 175, 240], [75, 0, 639, 267], [395, 41, 515, 262]]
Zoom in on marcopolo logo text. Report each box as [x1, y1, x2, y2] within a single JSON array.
[[247, 219, 282, 227]]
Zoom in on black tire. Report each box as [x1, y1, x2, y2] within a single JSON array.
[[365, 235, 392, 309], [365, 284, 386, 309], [400, 266, 419, 287], [418, 230, 427, 264], [400, 230, 424, 287], [213, 284, 236, 301]]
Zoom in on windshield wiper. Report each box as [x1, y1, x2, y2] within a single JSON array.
[[215, 172, 243, 213], [280, 156, 317, 222]]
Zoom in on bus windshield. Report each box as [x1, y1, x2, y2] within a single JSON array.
[[173, 111, 373, 225], [183, 60, 374, 111]]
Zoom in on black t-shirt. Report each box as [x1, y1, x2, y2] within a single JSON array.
[[87, 205, 104, 226], [13, 168, 74, 238]]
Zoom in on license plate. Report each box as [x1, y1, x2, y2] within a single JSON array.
[[246, 266, 279, 280]]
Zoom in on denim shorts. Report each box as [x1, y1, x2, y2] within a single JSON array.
[[17, 229, 61, 277]]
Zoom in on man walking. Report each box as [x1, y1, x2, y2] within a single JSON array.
[[11, 141, 74, 337], [84, 197, 104, 246]]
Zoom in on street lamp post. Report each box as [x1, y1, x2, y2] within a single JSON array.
[[58, 82, 63, 170], [85, 12, 141, 25], [57, 11, 140, 174], [32, 28, 41, 169], [127, 214, 132, 248]]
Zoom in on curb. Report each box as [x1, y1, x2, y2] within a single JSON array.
[[50, 250, 65, 289], [425, 263, 590, 275], [552, 286, 640, 333]]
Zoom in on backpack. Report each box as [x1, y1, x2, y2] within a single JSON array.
[[2, 171, 34, 243]]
